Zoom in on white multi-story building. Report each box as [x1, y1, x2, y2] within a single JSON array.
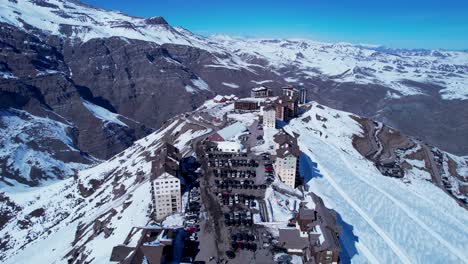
[[263, 105, 276, 128], [152, 172, 182, 220], [276, 151, 300, 188], [274, 131, 300, 188], [150, 143, 182, 221]]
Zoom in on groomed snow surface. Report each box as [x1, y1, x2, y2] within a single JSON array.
[[288, 103, 468, 264]]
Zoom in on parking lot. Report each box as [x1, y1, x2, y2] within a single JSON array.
[[191, 136, 278, 263]]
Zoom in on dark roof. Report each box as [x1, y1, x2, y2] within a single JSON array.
[[151, 157, 179, 181], [309, 193, 342, 252], [298, 208, 316, 221], [277, 144, 300, 158], [150, 143, 180, 180], [110, 245, 135, 262], [274, 131, 300, 158], [274, 131, 297, 146], [278, 228, 309, 250], [263, 104, 275, 111], [116, 227, 174, 264], [315, 225, 341, 252], [156, 142, 181, 161]]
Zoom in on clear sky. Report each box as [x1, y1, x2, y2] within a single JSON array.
[[82, 0, 468, 50]]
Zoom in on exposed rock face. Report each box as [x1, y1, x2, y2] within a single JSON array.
[[0, 23, 151, 185], [352, 116, 468, 208], [1, 0, 468, 186], [61, 38, 212, 129], [144, 16, 169, 25]]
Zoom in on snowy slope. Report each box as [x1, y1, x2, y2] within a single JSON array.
[[0, 108, 95, 187], [0, 0, 221, 52], [82, 99, 128, 127], [1, 0, 466, 100], [1, 99, 467, 263], [0, 115, 211, 263], [285, 103, 468, 263]]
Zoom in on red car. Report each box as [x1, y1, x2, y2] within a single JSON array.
[[186, 227, 197, 233]]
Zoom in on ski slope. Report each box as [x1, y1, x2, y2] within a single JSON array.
[[287, 104, 468, 263]]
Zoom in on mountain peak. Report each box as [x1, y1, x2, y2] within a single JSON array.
[[144, 16, 169, 25]]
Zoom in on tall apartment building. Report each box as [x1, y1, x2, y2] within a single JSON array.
[[275, 94, 299, 122], [282, 86, 307, 104], [150, 143, 182, 221], [274, 131, 300, 188], [263, 105, 276, 128]]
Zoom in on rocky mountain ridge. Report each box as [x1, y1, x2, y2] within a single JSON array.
[[0, 0, 467, 187]]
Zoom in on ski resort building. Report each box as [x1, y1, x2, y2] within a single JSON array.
[[208, 122, 247, 142], [150, 143, 182, 221], [251, 86, 273, 98], [110, 225, 176, 263], [279, 198, 341, 264], [275, 100, 290, 122], [216, 141, 244, 153], [274, 131, 300, 188], [282, 86, 306, 104], [282, 86, 299, 98], [213, 94, 239, 103], [234, 100, 261, 111], [275, 95, 299, 122], [263, 105, 276, 128]]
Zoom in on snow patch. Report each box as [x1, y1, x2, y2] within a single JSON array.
[[82, 99, 127, 127]]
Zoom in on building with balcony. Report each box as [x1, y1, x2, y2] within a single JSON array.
[[251, 86, 273, 98]]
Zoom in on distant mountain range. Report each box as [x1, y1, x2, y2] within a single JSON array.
[[0, 0, 467, 187]]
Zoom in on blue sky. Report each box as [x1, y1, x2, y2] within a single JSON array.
[[83, 0, 468, 50]]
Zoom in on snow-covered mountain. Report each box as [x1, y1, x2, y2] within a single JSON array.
[[0, 113, 211, 263], [1, 99, 466, 263], [0, 108, 95, 186], [2, 0, 466, 100], [0, 0, 219, 52], [0, 0, 467, 189], [213, 36, 468, 100]]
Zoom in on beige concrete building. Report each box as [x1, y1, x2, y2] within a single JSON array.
[[152, 172, 182, 220], [274, 131, 300, 188], [151, 143, 182, 221], [263, 105, 276, 128]]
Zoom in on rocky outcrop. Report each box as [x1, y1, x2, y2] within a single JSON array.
[[1, 0, 468, 187], [352, 116, 468, 208]]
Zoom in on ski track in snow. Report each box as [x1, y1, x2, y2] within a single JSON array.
[[302, 145, 412, 264], [335, 146, 468, 262], [287, 105, 468, 264], [295, 135, 468, 264]]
